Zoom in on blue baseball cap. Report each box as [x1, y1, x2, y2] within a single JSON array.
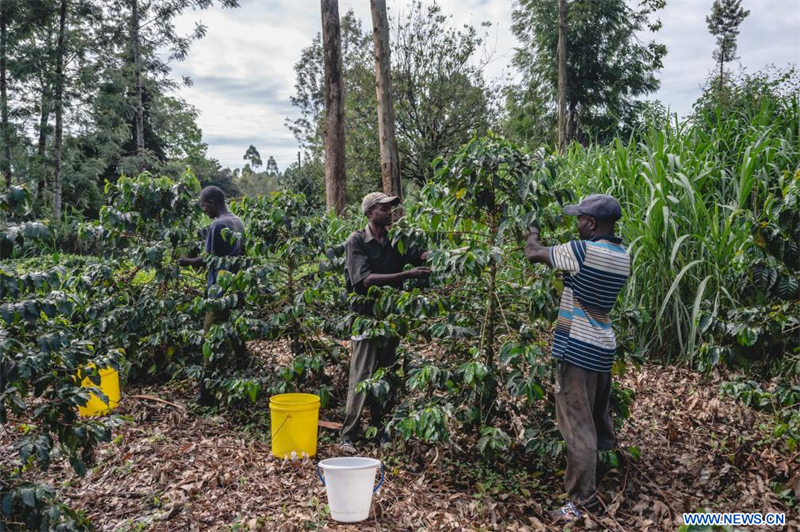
[[563, 194, 622, 222]]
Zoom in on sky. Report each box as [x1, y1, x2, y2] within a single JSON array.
[[169, 0, 800, 172]]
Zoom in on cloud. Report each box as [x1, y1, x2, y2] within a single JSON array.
[[203, 133, 299, 149], [189, 75, 295, 111]]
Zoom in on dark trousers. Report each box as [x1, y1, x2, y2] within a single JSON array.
[[554, 361, 615, 508], [203, 309, 230, 335], [341, 337, 399, 439], [200, 310, 246, 396]]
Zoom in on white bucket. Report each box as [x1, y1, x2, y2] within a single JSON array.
[[317, 457, 384, 523]]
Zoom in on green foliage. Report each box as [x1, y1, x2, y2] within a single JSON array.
[[0, 187, 50, 259], [362, 134, 573, 451], [563, 70, 800, 364], [721, 377, 800, 454], [0, 246, 124, 529], [752, 170, 800, 277], [0, 474, 93, 531], [697, 167, 800, 370], [2, 184, 129, 501], [243, 145, 263, 169], [287, 9, 380, 201], [237, 148, 283, 198], [63, 170, 209, 390], [235, 165, 279, 199], [1, 170, 274, 527], [510, 0, 666, 144], [217, 192, 350, 401], [4, 0, 241, 217], [278, 157, 325, 209], [349, 133, 639, 456], [391, 2, 497, 184]]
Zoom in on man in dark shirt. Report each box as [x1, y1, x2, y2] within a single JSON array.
[[341, 192, 430, 450], [178, 186, 245, 405]]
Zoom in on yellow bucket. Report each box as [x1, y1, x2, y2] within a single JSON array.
[[77, 366, 121, 417], [269, 393, 320, 458]]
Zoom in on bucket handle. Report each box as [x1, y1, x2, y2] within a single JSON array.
[[272, 414, 291, 439], [317, 464, 385, 493], [373, 464, 384, 492]]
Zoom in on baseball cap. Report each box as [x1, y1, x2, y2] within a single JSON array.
[[361, 192, 400, 214], [563, 194, 622, 222]]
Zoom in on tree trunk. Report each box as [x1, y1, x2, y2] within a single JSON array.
[[556, 0, 568, 153], [718, 56, 724, 94], [370, 0, 402, 204], [53, 0, 67, 221], [287, 255, 300, 355], [1, 0, 11, 190], [568, 100, 578, 146], [486, 263, 496, 371], [131, 0, 145, 157], [37, 88, 50, 200], [480, 205, 499, 423], [320, 0, 346, 214]]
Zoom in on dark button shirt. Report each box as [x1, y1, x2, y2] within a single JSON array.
[[205, 212, 245, 295], [344, 225, 423, 314]]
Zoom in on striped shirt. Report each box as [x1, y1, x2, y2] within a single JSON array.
[[548, 236, 630, 372]]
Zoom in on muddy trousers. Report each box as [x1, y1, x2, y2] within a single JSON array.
[[341, 337, 400, 440], [555, 361, 616, 508]]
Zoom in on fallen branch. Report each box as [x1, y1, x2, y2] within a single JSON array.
[[128, 394, 187, 411]]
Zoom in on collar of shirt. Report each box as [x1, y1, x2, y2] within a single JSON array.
[[591, 234, 623, 245], [364, 224, 388, 245]]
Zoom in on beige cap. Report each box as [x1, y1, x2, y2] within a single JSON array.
[[361, 192, 400, 215]]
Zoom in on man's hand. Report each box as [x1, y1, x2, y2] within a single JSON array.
[[406, 266, 431, 279], [524, 229, 550, 266], [526, 226, 541, 240]]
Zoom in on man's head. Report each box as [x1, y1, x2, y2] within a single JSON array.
[[199, 186, 226, 218], [563, 194, 622, 240], [362, 192, 400, 227]]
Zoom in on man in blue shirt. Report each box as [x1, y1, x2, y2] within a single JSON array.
[[178, 186, 245, 405], [524, 194, 630, 522]]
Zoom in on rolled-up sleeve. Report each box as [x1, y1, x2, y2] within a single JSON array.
[[345, 236, 372, 289], [548, 241, 586, 274]]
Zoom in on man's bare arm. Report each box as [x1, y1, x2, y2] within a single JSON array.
[[177, 256, 205, 268], [363, 267, 431, 288], [525, 231, 551, 266]]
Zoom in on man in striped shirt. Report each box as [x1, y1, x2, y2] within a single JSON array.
[[524, 194, 630, 522]]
